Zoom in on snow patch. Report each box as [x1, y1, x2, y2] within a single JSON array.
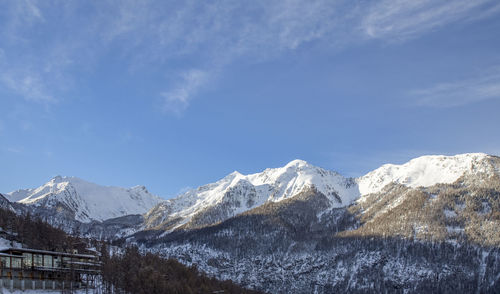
[[0, 237, 21, 250], [480, 202, 491, 215], [444, 209, 457, 218], [0, 237, 12, 250], [446, 226, 464, 234]]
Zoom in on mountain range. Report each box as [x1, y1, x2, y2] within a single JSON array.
[[2, 152, 500, 293], [6, 176, 162, 222]]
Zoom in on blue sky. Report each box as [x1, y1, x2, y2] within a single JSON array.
[[1, 0, 500, 198]]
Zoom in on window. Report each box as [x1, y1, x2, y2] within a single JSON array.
[[1, 256, 10, 268], [11, 257, 22, 269], [44, 255, 53, 267], [33, 254, 43, 267], [23, 253, 32, 267], [54, 256, 61, 268]]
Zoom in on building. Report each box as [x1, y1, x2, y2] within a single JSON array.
[[0, 247, 100, 291]]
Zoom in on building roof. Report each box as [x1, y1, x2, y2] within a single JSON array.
[[0, 252, 24, 258], [0, 248, 97, 259]]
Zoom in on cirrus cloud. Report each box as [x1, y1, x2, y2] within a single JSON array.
[[410, 68, 500, 107], [1, 0, 499, 114]]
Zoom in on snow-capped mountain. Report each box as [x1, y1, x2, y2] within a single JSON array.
[[145, 153, 500, 231], [4, 153, 497, 231], [6, 176, 162, 223], [2, 153, 500, 293], [356, 153, 498, 197], [145, 159, 359, 230], [137, 153, 500, 294]]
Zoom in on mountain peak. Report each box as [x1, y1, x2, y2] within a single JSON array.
[[357, 152, 496, 196], [49, 175, 84, 185], [229, 171, 243, 177], [49, 175, 74, 185], [285, 159, 309, 168], [7, 176, 162, 222], [147, 159, 360, 231], [406, 152, 488, 164]]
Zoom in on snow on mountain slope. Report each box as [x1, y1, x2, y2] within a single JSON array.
[[6, 176, 162, 223], [145, 159, 359, 230], [6, 188, 33, 202], [4, 153, 497, 232], [0, 193, 14, 211], [356, 153, 496, 197], [247, 159, 358, 203], [145, 154, 500, 231]]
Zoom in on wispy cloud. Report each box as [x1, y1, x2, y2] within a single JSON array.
[[2, 0, 45, 38], [0, 70, 56, 103], [1, 0, 499, 114], [410, 68, 500, 107], [0, 1, 75, 105], [362, 0, 499, 40], [161, 69, 210, 115], [6, 147, 23, 154]]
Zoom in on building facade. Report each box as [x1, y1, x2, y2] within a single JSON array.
[[0, 247, 100, 291]]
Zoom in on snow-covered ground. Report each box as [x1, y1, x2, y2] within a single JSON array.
[[444, 209, 458, 218], [0, 237, 21, 250], [0, 237, 10, 250]]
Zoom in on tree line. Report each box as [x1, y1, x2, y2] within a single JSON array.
[[101, 246, 262, 294]]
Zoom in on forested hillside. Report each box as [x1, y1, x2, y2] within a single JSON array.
[[133, 187, 500, 293], [0, 207, 262, 293]]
